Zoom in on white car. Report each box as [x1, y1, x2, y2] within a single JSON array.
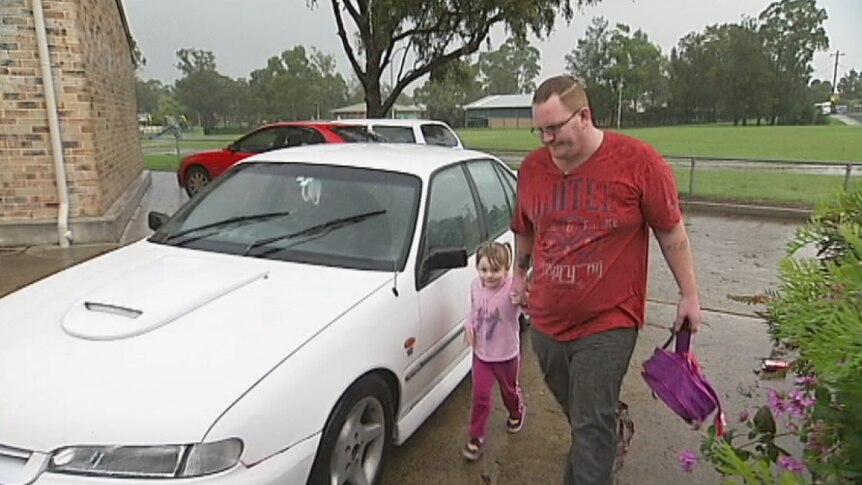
[[0, 144, 517, 484], [339, 118, 465, 149]]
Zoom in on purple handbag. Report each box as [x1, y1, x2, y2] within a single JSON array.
[[641, 324, 726, 436]]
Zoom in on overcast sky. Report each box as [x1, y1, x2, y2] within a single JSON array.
[[124, 0, 861, 91]]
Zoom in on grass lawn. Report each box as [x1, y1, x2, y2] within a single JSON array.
[[144, 154, 182, 172], [458, 124, 862, 162], [672, 168, 861, 206]]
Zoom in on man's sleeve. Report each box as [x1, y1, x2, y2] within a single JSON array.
[[641, 145, 682, 231]]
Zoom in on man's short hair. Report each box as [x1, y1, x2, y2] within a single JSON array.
[[532, 75, 589, 112]]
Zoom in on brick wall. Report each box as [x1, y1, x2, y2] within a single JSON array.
[[0, 0, 142, 223]]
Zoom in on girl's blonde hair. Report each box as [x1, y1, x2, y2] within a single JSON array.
[[476, 241, 513, 271]]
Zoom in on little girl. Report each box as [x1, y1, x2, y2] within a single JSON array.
[[462, 241, 525, 461]]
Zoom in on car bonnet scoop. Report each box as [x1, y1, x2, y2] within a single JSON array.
[[61, 256, 267, 340]]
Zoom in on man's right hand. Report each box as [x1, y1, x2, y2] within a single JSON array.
[[511, 273, 529, 308]]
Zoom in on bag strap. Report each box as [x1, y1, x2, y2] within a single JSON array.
[[702, 369, 727, 436], [660, 319, 692, 354]]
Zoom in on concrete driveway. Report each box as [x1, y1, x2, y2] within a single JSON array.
[[0, 171, 804, 485]]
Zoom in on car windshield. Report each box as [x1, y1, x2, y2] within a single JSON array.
[[150, 163, 421, 271], [330, 126, 384, 142]]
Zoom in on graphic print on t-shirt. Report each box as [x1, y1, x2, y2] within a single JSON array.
[[532, 177, 620, 288], [475, 305, 503, 340]]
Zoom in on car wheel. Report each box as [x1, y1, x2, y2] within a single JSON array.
[[185, 165, 211, 197], [308, 374, 394, 485]]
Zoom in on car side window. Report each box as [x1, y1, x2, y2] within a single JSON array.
[[493, 162, 517, 212], [466, 160, 511, 238], [283, 127, 325, 147], [424, 165, 482, 255], [372, 126, 415, 143], [236, 127, 284, 153], [421, 124, 458, 147]]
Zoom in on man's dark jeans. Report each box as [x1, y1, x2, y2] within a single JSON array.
[[531, 326, 638, 485]]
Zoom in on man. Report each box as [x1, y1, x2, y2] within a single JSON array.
[[511, 75, 702, 485]]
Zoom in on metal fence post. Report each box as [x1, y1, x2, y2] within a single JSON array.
[[845, 164, 853, 192], [689, 157, 696, 195]]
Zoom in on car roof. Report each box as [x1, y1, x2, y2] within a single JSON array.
[[240, 143, 496, 179], [260, 121, 365, 130], [334, 118, 450, 128]]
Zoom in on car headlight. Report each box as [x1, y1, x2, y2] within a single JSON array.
[[48, 438, 243, 478]]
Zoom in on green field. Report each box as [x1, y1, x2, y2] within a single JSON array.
[[459, 125, 862, 162]]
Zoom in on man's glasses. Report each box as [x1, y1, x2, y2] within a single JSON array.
[[531, 108, 583, 138]]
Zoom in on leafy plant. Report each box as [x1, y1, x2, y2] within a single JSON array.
[[685, 187, 862, 483]]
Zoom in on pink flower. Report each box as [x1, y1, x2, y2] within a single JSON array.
[[678, 450, 698, 473], [787, 389, 816, 419], [737, 409, 750, 423], [794, 375, 817, 388], [767, 389, 787, 416], [778, 455, 807, 473]]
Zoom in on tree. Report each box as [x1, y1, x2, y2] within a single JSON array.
[[308, 0, 600, 118], [173, 48, 236, 132], [606, 24, 665, 122], [758, 0, 829, 124], [154, 92, 183, 126], [565, 17, 615, 125], [808, 79, 832, 104], [248, 46, 349, 122], [135, 78, 166, 115], [705, 21, 773, 125], [837, 69, 861, 99], [175, 48, 216, 75], [478, 37, 541, 95], [565, 18, 663, 127], [667, 31, 722, 124], [414, 59, 483, 127]]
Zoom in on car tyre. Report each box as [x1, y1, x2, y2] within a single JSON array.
[[307, 374, 394, 485], [184, 165, 211, 197]]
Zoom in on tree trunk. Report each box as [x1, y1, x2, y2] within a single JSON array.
[[363, 70, 386, 118]]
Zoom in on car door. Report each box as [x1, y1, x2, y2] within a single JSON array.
[[405, 163, 482, 404]]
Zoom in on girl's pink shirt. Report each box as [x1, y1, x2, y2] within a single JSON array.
[[467, 275, 522, 362]]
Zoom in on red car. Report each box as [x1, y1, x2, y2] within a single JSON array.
[[177, 121, 379, 196]]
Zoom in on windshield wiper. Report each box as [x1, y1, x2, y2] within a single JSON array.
[[164, 211, 292, 246], [243, 209, 387, 256]]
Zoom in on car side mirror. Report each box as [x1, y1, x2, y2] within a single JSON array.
[[423, 246, 467, 271], [148, 211, 169, 231]]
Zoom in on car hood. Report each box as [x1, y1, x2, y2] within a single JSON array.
[[0, 241, 392, 452]]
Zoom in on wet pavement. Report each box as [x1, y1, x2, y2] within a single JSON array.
[[0, 171, 806, 484]]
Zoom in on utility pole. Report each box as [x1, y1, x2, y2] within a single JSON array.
[[831, 50, 845, 95], [616, 74, 624, 130]]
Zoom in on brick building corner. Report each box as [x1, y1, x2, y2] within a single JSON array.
[[0, 0, 149, 247]]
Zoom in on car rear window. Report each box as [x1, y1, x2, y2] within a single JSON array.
[[371, 126, 416, 143], [331, 126, 382, 142], [421, 124, 459, 147]]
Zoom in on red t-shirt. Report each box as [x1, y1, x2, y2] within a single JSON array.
[[511, 131, 681, 341]]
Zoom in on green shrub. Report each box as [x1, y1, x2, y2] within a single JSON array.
[[685, 188, 862, 483]]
